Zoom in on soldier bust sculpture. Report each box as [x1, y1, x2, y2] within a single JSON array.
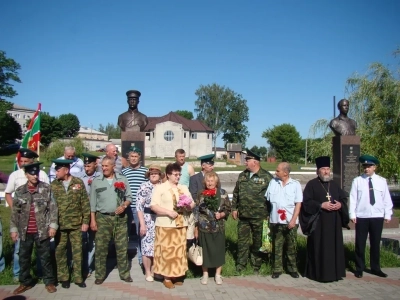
[[329, 99, 357, 136], [117, 90, 149, 132]]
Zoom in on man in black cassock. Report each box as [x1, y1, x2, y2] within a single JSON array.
[[300, 156, 349, 282]]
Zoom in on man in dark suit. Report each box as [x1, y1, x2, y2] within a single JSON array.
[[189, 154, 215, 200]]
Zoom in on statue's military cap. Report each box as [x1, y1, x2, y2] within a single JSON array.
[[22, 162, 42, 175], [82, 153, 99, 164], [126, 90, 141, 98], [359, 155, 380, 165], [198, 154, 215, 165], [18, 148, 39, 159]]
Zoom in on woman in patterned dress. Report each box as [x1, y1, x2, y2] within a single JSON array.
[[137, 165, 164, 282]]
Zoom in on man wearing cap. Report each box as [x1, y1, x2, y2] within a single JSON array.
[[349, 155, 393, 278], [121, 146, 148, 270], [231, 149, 273, 274], [5, 148, 49, 282], [78, 153, 101, 277], [117, 90, 149, 132], [265, 162, 302, 279], [51, 159, 90, 288], [10, 162, 58, 295], [49, 146, 84, 182], [175, 149, 195, 187], [189, 154, 215, 247], [90, 156, 133, 284], [300, 156, 349, 282], [97, 143, 125, 174]]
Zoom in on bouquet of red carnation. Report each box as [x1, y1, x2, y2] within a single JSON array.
[[114, 182, 126, 190], [277, 209, 287, 221], [114, 181, 126, 205], [202, 188, 219, 212], [88, 178, 93, 186]]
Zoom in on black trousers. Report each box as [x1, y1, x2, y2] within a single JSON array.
[[355, 217, 384, 273], [19, 234, 55, 286]]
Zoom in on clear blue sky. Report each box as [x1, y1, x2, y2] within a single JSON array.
[[1, 0, 399, 148]]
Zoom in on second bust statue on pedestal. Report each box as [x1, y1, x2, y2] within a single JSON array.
[[329, 99, 357, 136], [117, 90, 149, 132]]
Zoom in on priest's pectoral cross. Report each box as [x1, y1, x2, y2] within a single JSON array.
[[326, 193, 331, 202]]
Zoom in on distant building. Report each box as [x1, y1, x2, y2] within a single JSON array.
[[78, 126, 108, 141], [7, 104, 35, 134], [226, 143, 245, 165], [144, 111, 214, 158], [212, 147, 227, 159]]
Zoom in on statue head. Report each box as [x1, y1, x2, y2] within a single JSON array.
[[337, 99, 349, 116], [126, 90, 141, 110]]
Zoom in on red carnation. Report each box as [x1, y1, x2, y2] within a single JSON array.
[[114, 182, 126, 190], [88, 178, 93, 185], [277, 209, 287, 221]]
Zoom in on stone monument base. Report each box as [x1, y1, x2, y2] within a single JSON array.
[[332, 135, 361, 195], [121, 132, 145, 160]]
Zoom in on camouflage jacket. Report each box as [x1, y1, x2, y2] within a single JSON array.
[[51, 176, 90, 230], [231, 168, 273, 219], [194, 189, 231, 233], [10, 181, 58, 241]]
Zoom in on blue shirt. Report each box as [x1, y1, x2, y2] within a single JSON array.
[[179, 162, 190, 187], [77, 171, 101, 194], [265, 177, 302, 224]]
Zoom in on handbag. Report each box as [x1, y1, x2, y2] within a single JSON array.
[[188, 240, 203, 266]]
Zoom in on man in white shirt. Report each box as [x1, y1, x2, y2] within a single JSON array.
[[5, 148, 49, 281], [49, 146, 84, 182], [349, 155, 393, 278]]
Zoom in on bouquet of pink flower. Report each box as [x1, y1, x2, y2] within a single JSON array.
[[177, 194, 192, 208]]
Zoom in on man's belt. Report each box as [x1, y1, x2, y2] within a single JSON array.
[[98, 212, 116, 216], [144, 207, 156, 215]]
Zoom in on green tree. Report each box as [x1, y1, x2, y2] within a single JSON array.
[[175, 110, 194, 120], [43, 137, 86, 162], [0, 111, 22, 145], [194, 83, 250, 154], [0, 50, 21, 100], [249, 145, 268, 159], [58, 113, 80, 137], [262, 124, 302, 162], [98, 122, 120, 139]]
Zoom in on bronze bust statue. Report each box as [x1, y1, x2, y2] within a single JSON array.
[[329, 99, 357, 136], [117, 90, 149, 132]]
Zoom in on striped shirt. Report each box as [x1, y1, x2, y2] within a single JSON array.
[[27, 185, 38, 234], [121, 166, 148, 209]]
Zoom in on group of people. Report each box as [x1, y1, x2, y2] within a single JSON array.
[[0, 143, 394, 295]]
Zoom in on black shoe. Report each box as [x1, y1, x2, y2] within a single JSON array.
[[354, 271, 363, 278], [75, 282, 86, 288], [371, 270, 388, 278], [121, 276, 133, 283], [95, 279, 105, 285], [60, 281, 70, 289], [289, 272, 299, 278], [271, 272, 281, 279]]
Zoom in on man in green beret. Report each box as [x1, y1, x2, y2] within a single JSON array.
[[51, 159, 90, 288], [231, 149, 273, 274], [349, 155, 393, 278], [10, 162, 58, 295]]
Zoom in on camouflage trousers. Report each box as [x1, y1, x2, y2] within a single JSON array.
[[19, 234, 55, 286], [237, 218, 264, 270], [95, 212, 130, 280], [270, 223, 298, 273], [55, 229, 83, 282]]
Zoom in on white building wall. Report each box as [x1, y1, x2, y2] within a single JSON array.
[[189, 132, 213, 157]]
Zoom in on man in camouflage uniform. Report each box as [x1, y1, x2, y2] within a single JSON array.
[[10, 162, 58, 295], [231, 149, 273, 274], [265, 162, 302, 279], [51, 159, 90, 288], [90, 156, 133, 285]]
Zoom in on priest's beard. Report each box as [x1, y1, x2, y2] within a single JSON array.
[[318, 174, 331, 182]]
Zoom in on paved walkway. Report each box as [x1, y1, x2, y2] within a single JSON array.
[[1, 259, 400, 300]]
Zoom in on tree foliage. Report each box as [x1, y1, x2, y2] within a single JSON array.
[[0, 50, 21, 99], [175, 110, 194, 120], [0, 111, 22, 145], [98, 122, 121, 139], [43, 137, 86, 162], [58, 113, 80, 137], [262, 123, 302, 162], [250, 145, 268, 158], [194, 83, 249, 153]]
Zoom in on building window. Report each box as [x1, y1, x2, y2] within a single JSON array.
[[229, 152, 235, 159], [164, 130, 174, 141], [152, 132, 155, 138], [14, 113, 20, 118], [146, 132, 151, 141], [207, 134, 210, 139], [191, 133, 197, 139], [184, 132, 187, 138]]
